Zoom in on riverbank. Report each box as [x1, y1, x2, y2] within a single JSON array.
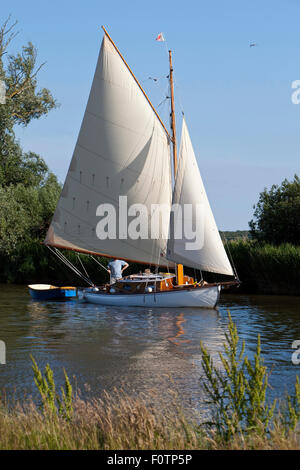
[[0, 391, 298, 450], [0, 240, 299, 296]]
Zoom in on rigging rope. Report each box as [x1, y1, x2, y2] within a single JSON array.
[[77, 254, 93, 285], [173, 77, 185, 117], [220, 233, 240, 281], [157, 95, 170, 108], [88, 255, 110, 273], [47, 246, 95, 286]]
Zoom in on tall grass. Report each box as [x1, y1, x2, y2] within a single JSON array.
[[0, 390, 299, 450], [0, 314, 299, 450], [225, 240, 300, 295], [31, 355, 73, 420], [0, 388, 203, 450]]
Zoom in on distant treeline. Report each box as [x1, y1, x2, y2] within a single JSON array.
[[220, 230, 250, 241]]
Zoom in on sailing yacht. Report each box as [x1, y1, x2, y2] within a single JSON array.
[[44, 27, 239, 308]]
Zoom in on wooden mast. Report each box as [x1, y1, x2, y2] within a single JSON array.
[[169, 50, 178, 175], [169, 50, 184, 285]]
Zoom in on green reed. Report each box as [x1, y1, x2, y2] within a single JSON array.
[[31, 355, 73, 420], [225, 240, 300, 295], [200, 312, 299, 442]]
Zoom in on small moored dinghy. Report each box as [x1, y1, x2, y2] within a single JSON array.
[[28, 284, 77, 301]]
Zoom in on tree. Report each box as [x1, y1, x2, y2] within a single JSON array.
[[0, 174, 61, 255], [249, 175, 300, 245], [0, 17, 61, 255], [0, 17, 57, 187]]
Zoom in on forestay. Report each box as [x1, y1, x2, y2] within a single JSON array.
[[45, 35, 173, 266], [167, 118, 234, 276]]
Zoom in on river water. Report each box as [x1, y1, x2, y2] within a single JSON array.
[[0, 284, 299, 413]]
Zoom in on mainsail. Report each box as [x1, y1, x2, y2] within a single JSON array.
[[45, 35, 173, 266], [167, 118, 234, 276]]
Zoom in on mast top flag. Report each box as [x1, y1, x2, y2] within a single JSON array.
[[156, 32, 165, 42]]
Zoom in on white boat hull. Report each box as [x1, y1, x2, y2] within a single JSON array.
[[83, 285, 221, 308]]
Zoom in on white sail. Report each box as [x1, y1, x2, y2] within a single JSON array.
[[167, 118, 234, 276], [45, 35, 173, 266]]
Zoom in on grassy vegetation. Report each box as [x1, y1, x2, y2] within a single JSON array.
[[0, 315, 299, 450], [225, 240, 300, 295], [0, 391, 299, 450]]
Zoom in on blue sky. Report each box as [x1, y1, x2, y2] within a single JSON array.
[[3, 0, 300, 230]]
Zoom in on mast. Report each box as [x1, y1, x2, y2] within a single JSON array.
[[168, 50, 178, 175], [169, 50, 184, 285]]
